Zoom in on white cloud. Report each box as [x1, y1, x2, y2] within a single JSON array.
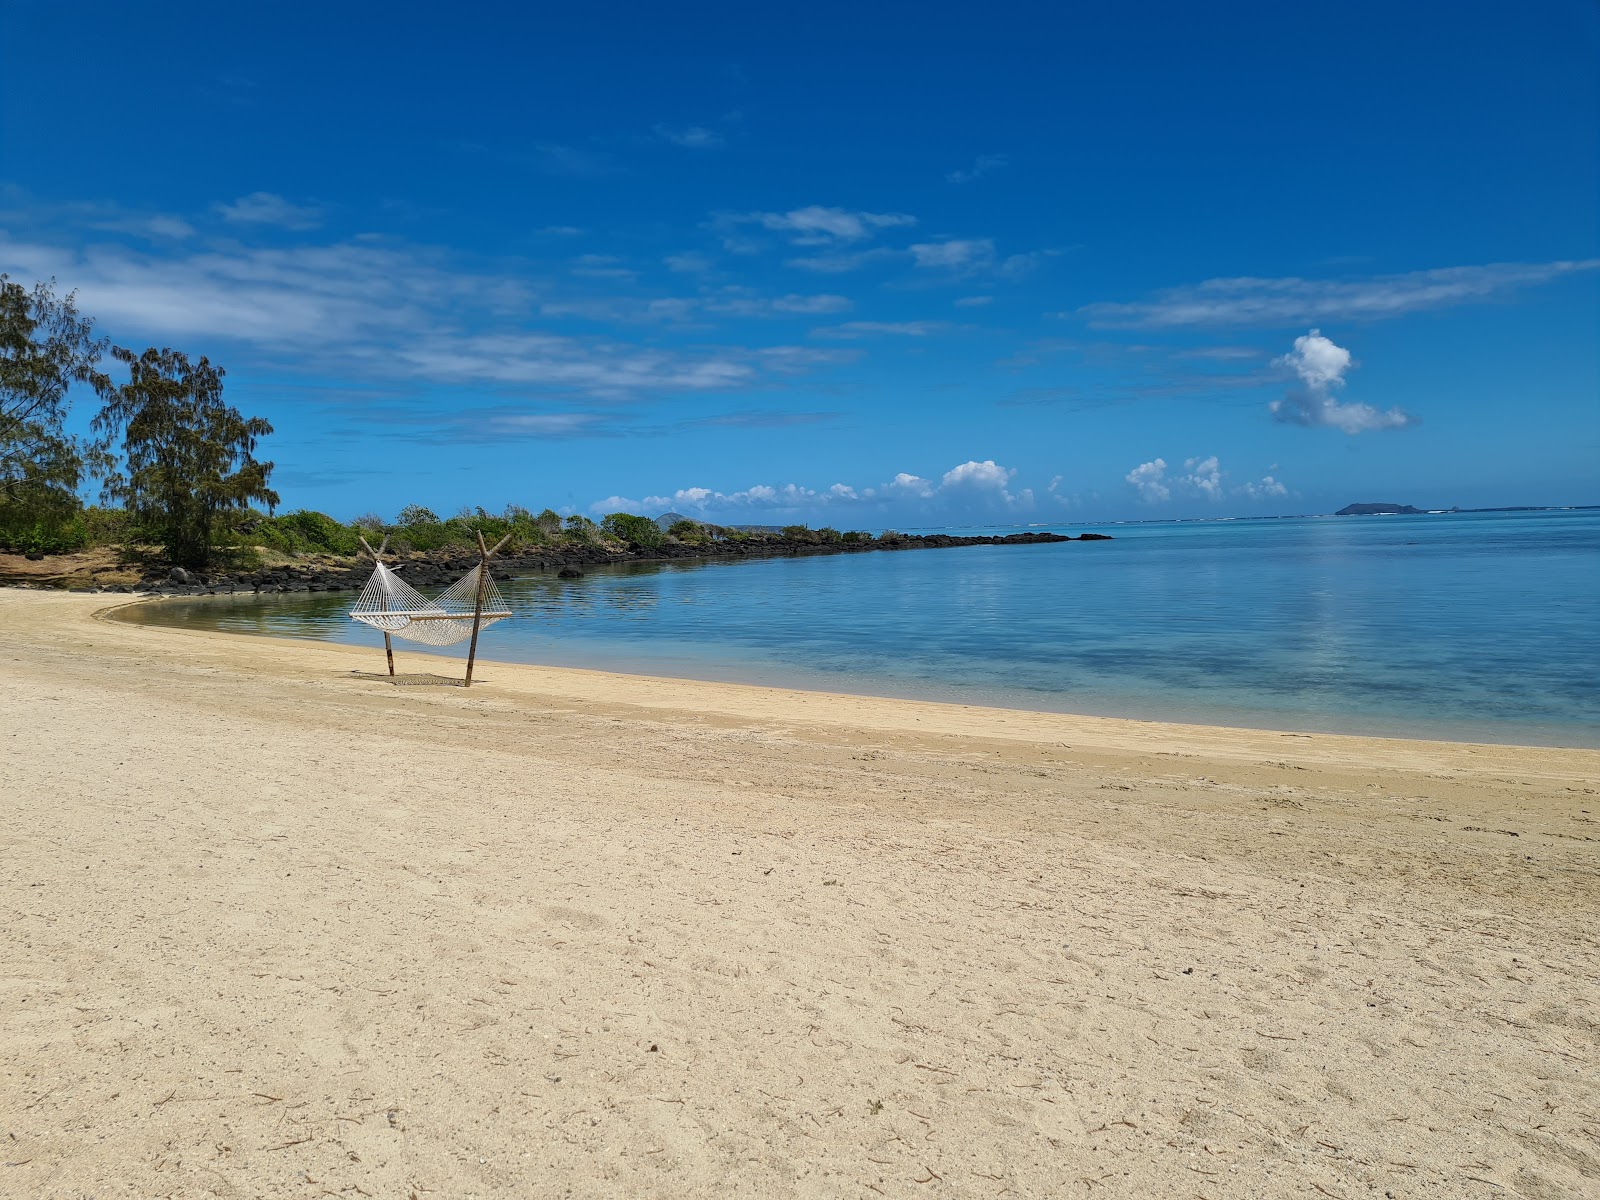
[[946, 154, 1009, 184], [92, 213, 195, 240], [1180, 455, 1224, 500], [1128, 454, 1294, 503], [591, 459, 1032, 518], [1238, 474, 1289, 499], [1125, 458, 1171, 503], [215, 192, 324, 230], [1269, 329, 1413, 434], [664, 252, 713, 273], [1277, 329, 1351, 389], [768, 293, 851, 315], [811, 320, 947, 339], [722, 205, 915, 250], [910, 238, 995, 270], [655, 124, 726, 149], [0, 232, 814, 400], [889, 472, 935, 498], [1079, 260, 1600, 328], [942, 459, 1030, 506], [784, 247, 899, 273]]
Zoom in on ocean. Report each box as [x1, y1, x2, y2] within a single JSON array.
[[123, 509, 1600, 747]]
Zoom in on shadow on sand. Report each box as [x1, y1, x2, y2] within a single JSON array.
[[350, 671, 467, 688]]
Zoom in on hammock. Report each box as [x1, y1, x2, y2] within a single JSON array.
[[349, 559, 512, 647]]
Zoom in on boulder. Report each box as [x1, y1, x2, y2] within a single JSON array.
[[557, 566, 584, 579]]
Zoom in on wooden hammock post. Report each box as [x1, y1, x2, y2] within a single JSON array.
[[463, 531, 512, 688], [358, 534, 396, 677]]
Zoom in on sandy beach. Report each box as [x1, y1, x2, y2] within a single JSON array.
[[2, 589, 1597, 1198]]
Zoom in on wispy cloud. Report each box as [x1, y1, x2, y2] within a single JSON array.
[[910, 239, 994, 270], [0, 227, 861, 407], [946, 153, 1008, 184], [784, 246, 899, 273], [1269, 329, 1413, 434], [529, 142, 625, 179], [655, 123, 726, 149], [718, 206, 916, 253], [215, 192, 324, 230], [811, 320, 948, 339], [664, 251, 714, 273], [1077, 260, 1600, 328]]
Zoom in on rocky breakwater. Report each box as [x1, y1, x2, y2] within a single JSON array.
[[28, 528, 1111, 595]]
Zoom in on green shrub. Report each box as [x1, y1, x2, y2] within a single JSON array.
[[601, 511, 664, 549], [397, 503, 440, 527], [841, 530, 871, 544]]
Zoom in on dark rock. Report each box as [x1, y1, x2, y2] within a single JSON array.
[[169, 566, 193, 584], [557, 566, 584, 579], [1076, 532, 1113, 540]]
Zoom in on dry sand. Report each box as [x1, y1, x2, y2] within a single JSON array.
[[2, 588, 1597, 1199]]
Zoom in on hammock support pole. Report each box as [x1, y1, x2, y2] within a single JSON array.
[[464, 530, 512, 688], [359, 534, 397, 677]]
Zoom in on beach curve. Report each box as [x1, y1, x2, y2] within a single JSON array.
[[3, 588, 1597, 1197]]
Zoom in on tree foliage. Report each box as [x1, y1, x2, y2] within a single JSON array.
[[94, 347, 278, 567], [601, 511, 664, 549], [0, 277, 109, 545]]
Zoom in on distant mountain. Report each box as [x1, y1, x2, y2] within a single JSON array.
[[1336, 502, 1426, 516], [654, 511, 692, 530]]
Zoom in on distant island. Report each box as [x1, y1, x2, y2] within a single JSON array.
[[1336, 502, 1427, 516]]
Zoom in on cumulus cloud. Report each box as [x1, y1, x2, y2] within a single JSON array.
[[946, 154, 1008, 184], [590, 459, 1032, 518], [1127, 455, 1294, 504], [1078, 260, 1600, 328], [1239, 474, 1288, 499], [1180, 455, 1224, 500], [1125, 459, 1171, 503], [215, 192, 324, 230], [1269, 329, 1413, 434]]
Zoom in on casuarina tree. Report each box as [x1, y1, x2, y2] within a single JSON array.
[[0, 276, 109, 537], [94, 346, 278, 568]]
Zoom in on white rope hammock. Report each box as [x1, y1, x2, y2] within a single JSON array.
[[350, 560, 512, 647]]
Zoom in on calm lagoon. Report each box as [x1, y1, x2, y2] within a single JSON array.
[[124, 509, 1600, 747]]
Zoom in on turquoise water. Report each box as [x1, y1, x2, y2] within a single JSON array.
[[125, 510, 1600, 747]]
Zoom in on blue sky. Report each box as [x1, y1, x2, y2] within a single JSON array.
[[2, 0, 1596, 526]]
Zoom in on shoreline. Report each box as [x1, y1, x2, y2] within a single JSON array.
[[107, 588, 1600, 753], [5, 587, 1597, 1198], [0, 527, 1102, 596]]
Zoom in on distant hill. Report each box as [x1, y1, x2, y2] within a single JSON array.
[[654, 511, 693, 531], [1336, 502, 1426, 516]]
